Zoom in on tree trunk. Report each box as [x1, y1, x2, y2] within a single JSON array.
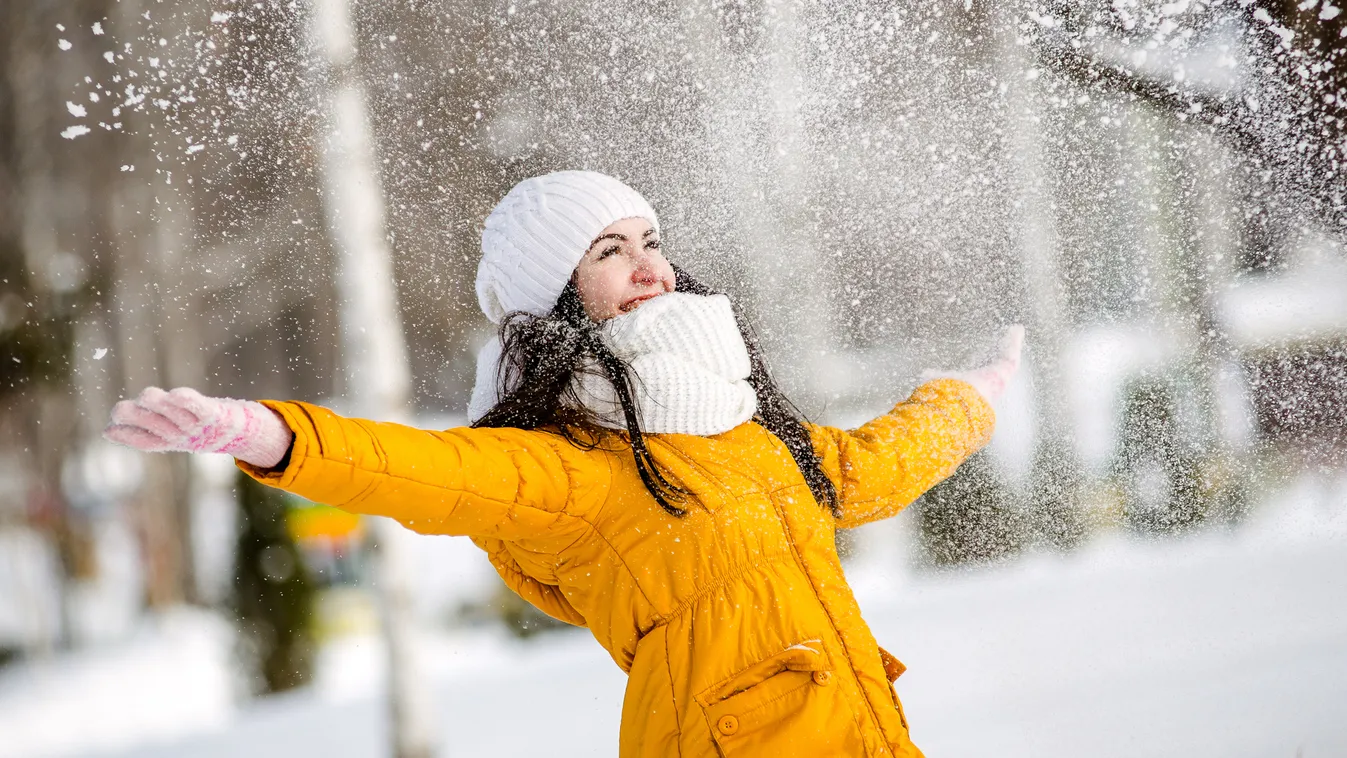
[[305, 1, 436, 755]]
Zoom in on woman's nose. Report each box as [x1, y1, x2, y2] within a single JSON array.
[[630, 247, 659, 282]]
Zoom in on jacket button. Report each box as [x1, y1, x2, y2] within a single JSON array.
[[812, 670, 833, 686], [717, 715, 740, 735]]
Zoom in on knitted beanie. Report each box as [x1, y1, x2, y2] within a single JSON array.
[[476, 171, 661, 324]]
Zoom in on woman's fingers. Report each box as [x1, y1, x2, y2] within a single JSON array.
[[997, 324, 1025, 369], [137, 386, 204, 429], [915, 326, 1025, 403], [103, 423, 174, 452], [165, 387, 221, 426], [110, 399, 185, 440]]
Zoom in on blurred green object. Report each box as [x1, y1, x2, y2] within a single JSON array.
[[233, 470, 316, 694]]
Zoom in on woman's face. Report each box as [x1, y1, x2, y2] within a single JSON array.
[[572, 216, 675, 321]]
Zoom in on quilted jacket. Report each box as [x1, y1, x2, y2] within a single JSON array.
[[239, 378, 995, 757]]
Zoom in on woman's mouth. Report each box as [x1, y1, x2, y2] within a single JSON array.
[[620, 292, 663, 313]]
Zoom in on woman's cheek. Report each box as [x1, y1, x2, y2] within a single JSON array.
[[581, 273, 621, 319], [606, 269, 636, 307], [659, 259, 676, 291]]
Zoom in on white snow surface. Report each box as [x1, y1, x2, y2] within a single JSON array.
[[2, 481, 1346, 758], [1216, 237, 1347, 347]]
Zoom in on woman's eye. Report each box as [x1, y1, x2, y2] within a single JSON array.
[[645, 240, 661, 250], [599, 245, 620, 259]]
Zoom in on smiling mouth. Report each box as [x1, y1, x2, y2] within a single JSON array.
[[620, 293, 663, 313]]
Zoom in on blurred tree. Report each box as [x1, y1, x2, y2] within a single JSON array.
[[0, 0, 107, 651], [1112, 375, 1213, 534], [100, 0, 203, 609], [1027, 438, 1088, 550], [232, 470, 315, 694], [992, 1, 1090, 552], [1036, 1, 1346, 237], [917, 451, 1025, 566], [307, 0, 436, 752]]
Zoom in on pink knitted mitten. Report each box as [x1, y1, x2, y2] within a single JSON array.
[[923, 324, 1025, 404], [104, 387, 295, 469]]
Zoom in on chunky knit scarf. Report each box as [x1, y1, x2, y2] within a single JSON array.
[[572, 292, 758, 435], [467, 292, 758, 436]]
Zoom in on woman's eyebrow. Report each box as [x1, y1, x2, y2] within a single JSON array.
[[587, 232, 627, 252], [642, 228, 656, 238]]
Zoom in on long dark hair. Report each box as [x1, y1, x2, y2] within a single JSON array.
[[472, 265, 840, 518]]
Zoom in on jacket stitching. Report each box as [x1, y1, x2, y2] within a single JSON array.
[[544, 433, 614, 524], [343, 455, 389, 508], [652, 550, 795, 626], [486, 542, 586, 626], [575, 516, 661, 628], [714, 671, 813, 718], [533, 439, 651, 621], [337, 419, 400, 508], [355, 418, 393, 474], [697, 635, 824, 705], [663, 628, 683, 758], [293, 403, 326, 458], [764, 490, 880, 748], [655, 440, 732, 509], [300, 456, 573, 517], [534, 436, 609, 560], [534, 434, 687, 627]]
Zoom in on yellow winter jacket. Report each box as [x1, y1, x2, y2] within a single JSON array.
[[239, 378, 994, 757]]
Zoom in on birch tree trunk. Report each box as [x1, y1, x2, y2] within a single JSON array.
[[306, 1, 436, 756]]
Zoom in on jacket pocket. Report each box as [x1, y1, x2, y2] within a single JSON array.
[[877, 645, 909, 729], [696, 641, 865, 758]]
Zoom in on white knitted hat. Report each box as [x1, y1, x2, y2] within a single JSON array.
[[476, 171, 660, 324]]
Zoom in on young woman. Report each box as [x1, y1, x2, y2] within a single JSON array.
[[106, 171, 1022, 757]]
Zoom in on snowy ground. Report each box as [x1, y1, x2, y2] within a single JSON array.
[[2, 477, 1346, 758]]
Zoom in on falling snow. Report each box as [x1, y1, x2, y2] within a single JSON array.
[[3, 1, 1346, 756]]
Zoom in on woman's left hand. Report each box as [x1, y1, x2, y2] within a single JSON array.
[[922, 325, 1024, 404], [104, 387, 295, 469]]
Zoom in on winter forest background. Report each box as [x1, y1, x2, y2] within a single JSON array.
[[2, 0, 1346, 756]]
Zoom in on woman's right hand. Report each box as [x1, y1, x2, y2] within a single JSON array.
[[104, 387, 295, 469], [921, 325, 1025, 404]]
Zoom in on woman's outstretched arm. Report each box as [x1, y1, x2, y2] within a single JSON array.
[[808, 326, 1022, 529], [105, 388, 604, 544]]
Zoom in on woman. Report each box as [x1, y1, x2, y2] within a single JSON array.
[[106, 171, 1022, 757]]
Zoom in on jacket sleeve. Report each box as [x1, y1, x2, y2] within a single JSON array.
[[236, 400, 607, 542], [808, 378, 996, 529]]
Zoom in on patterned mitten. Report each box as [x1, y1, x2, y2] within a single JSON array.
[[104, 387, 294, 469]]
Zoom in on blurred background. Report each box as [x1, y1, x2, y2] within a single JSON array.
[[1, 0, 1345, 756]]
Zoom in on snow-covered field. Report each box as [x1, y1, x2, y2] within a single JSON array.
[[2, 478, 1345, 758]]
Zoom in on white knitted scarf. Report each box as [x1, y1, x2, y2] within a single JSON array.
[[467, 292, 758, 436]]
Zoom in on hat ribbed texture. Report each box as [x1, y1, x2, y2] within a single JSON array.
[[476, 171, 660, 324]]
